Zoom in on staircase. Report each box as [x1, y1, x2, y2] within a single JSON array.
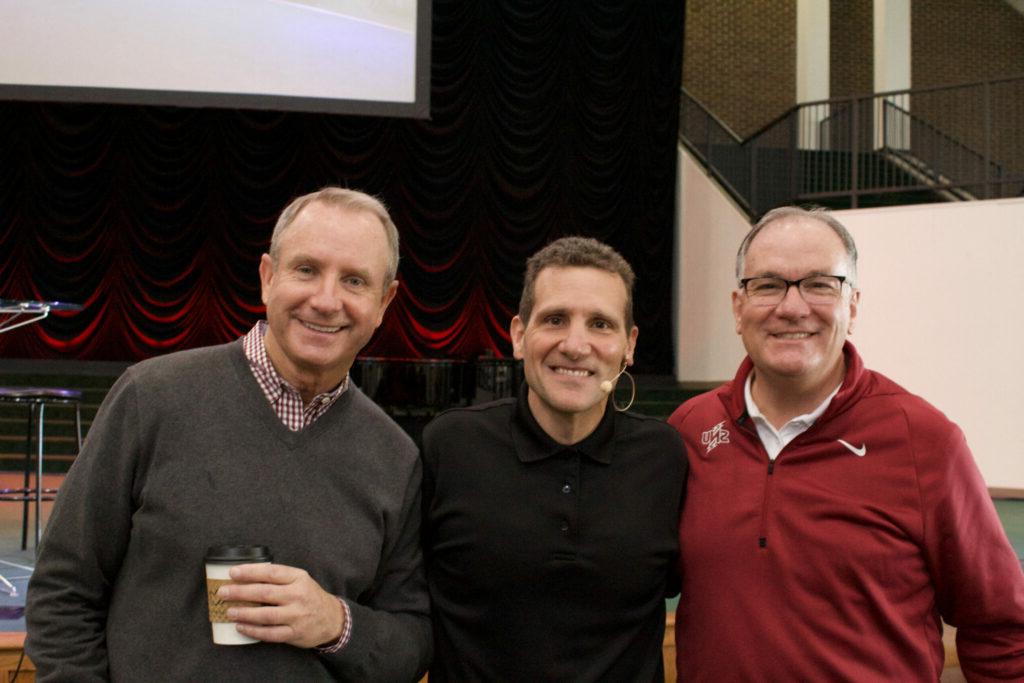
[[798, 149, 949, 210], [680, 76, 1024, 216]]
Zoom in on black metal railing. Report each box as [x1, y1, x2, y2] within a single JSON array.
[[679, 76, 1024, 216], [677, 93, 754, 212]]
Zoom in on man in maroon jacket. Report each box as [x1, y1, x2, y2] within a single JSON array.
[[669, 206, 1024, 680]]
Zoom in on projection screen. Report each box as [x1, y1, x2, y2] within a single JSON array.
[[0, 0, 430, 118]]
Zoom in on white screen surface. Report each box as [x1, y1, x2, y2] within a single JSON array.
[[0, 0, 429, 117]]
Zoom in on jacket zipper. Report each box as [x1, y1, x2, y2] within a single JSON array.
[[760, 456, 775, 548], [739, 413, 774, 549]]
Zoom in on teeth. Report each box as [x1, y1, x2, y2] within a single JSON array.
[[302, 321, 342, 333], [554, 368, 591, 377], [775, 332, 811, 339]]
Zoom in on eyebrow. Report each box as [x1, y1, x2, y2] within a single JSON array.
[[285, 253, 376, 284], [533, 305, 567, 318], [283, 250, 317, 266], [533, 306, 622, 324]]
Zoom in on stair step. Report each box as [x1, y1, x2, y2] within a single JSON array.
[[0, 449, 77, 459], [0, 434, 80, 444], [0, 415, 86, 425], [0, 453, 77, 474]]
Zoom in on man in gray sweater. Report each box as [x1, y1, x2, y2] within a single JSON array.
[[26, 188, 431, 681]]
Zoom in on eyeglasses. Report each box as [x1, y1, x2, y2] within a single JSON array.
[[739, 275, 849, 306]]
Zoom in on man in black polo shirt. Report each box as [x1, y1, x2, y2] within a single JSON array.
[[422, 236, 687, 681]]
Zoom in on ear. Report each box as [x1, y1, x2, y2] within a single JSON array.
[[625, 325, 639, 366], [731, 289, 743, 335], [258, 254, 275, 306], [375, 280, 400, 327], [847, 287, 860, 335], [510, 315, 526, 360]]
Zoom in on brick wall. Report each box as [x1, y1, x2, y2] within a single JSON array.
[[681, 0, 1023, 186], [913, 0, 1024, 87], [912, 0, 1024, 185], [682, 0, 796, 138], [830, 0, 873, 98]]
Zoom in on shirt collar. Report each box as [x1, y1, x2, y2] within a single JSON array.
[[243, 321, 348, 403], [511, 382, 616, 464], [743, 372, 840, 460], [743, 371, 838, 430]]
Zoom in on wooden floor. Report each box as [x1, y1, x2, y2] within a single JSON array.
[[0, 472, 53, 681]]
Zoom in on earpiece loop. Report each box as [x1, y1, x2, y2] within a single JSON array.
[[612, 368, 636, 412]]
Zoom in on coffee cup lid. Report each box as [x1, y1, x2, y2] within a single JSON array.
[[205, 545, 272, 563]]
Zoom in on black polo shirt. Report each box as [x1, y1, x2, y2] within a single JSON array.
[[422, 385, 687, 682]]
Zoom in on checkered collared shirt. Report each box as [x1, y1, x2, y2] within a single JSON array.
[[242, 321, 348, 431], [241, 321, 354, 651]]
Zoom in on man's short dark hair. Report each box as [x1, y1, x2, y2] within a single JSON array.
[[736, 206, 859, 284], [518, 236, 636, 328]]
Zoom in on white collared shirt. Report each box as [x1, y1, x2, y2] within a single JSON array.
[[744, 373, 841, 461]]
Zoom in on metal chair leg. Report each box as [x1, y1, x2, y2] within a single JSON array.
[[0, 390, 83, 551], [20, 404, 33, 551], [75, 402, 82, 450], [36, 402, 45, 551]]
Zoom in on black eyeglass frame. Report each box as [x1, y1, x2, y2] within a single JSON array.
[[738, 274, 850, 299]]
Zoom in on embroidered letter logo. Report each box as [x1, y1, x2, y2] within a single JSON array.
[[701, 421, 730, 454]]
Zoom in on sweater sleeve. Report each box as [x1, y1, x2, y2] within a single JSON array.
[[321, 451, 432, 682], [917, 423, 1024, 680], [25, 370, 143, 682]]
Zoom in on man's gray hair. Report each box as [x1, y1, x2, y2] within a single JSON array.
[[269, 187, 400, 286], [735, 206, 858, 284]]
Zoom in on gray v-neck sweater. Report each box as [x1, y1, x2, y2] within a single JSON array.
[[26, 340, 430, 682]]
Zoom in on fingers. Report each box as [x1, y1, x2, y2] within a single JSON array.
[[218, 563, 308, 605], [226, 603, 291, 626], [218, 577, 293, 605], [216, 562, 305, 609], [214, 563, 344, 648], [228, 562, 301, 585], [229, 604, 298, 644], [233, 623, 296, 643]]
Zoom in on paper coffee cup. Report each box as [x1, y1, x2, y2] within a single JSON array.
[[204, 545, 272, 645]]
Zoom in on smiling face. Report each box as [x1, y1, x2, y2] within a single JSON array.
[[732, 214, 859, 394], [259, 201, 398, 398], [511, 265, 638, 442]]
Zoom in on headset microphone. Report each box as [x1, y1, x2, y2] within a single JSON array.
[[600, 363, 629, 394]]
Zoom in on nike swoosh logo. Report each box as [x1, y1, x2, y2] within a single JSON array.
[[837, 439, 867, 457]]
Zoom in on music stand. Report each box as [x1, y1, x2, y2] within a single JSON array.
[[0, 299, 82, 334]]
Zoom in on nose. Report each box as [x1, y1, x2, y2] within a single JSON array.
[[773, 281, 811, 317], [308, 276, 344, 315], [558, 320, 591, 358]]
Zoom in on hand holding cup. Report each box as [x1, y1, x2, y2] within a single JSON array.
[[205, 545, 272, 645], [216, 562, 347, 649]]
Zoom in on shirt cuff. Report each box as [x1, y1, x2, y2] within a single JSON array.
[[314, 596, 352, 654]]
